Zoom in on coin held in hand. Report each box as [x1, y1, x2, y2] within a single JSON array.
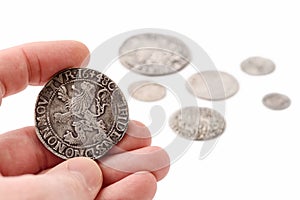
[[35, 68, 129, 160]]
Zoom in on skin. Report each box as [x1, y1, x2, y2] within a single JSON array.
[[0, 41, 170, 200]]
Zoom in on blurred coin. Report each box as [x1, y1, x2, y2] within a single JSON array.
[[169, 107, 226, 141], [128, 81, 166, 102], [119, 33, 190, 76], [241, 56, 275, 75], [262, 93, 291, 110], [187, 71, 239, 100]]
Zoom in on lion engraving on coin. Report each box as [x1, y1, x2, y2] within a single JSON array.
[[53, 81, 111, 145]]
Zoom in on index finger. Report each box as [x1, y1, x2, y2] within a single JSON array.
[[0, 121, 151, 176], [0, 41, 89, 103]]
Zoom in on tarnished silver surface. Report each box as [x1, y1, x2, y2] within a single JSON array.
[[128, 81, 166, 102], [241, 56, 275, 75], [262, 93, 291, 110], [119, 33, 191, 76], [169, 107, 226, 141], [35, 68, 129, 160], [187, 71, 239, 101]]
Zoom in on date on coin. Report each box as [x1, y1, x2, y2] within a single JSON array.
[[35, 68, 129, 160]]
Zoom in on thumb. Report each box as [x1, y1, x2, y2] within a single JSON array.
[[0, 157, 103, 200]]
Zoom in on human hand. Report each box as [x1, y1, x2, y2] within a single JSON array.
[[0, 41, 170, 200]]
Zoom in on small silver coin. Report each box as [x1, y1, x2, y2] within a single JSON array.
[[35, 68, 129, 160], [186, 71, 239, 101], [119, 33, 191, 76], [241, 56, 275, 75], [169, 107, 226, 141], [262, 93, 291, 110], [128, 81, 166, 102]]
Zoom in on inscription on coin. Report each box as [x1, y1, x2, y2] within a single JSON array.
[[262, 93, 291, 110], [187, 71, 239, 101], [241, 56, 275, 75], [128, 81, 166, 102], [119, 33, 191, 76], [35, 68, 129, 160], [169, 107, 226, 141]]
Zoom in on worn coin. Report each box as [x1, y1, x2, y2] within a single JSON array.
[[35, 68, 129, 160], [186, 71, 239, 100], [169, 107, 226, 141], [128, 81, 166, 102], [262, 93, 291, 110], [241, 56, 275, 75], [119, 33, 191, 76]]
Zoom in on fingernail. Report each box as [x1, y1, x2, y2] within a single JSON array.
[[126, 120, 150, 139], [132, 120, 145, 127], [134, 171, 151, 175], [68, 157, 102, 190]]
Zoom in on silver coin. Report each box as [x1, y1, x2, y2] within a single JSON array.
[[128, 81, 166, 102], [119, 33, 191, 76], [35, 68, 129, 160], [262, 93, 291, 110], [186, 71, 239, 101], [169, 107, 226, 141], [241, 56, 275, 75]]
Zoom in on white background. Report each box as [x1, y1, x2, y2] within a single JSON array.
[[0, 1, 299, 199]]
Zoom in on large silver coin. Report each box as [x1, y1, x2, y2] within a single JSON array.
[[187, 71, 239, 100], [128, 81, 166, 102], [262, 93, 291, 110], [35, 68, 129, 160], [119, 33, 191, 76], [241, 56, 275, 75], [169, 107, 226, 141]]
